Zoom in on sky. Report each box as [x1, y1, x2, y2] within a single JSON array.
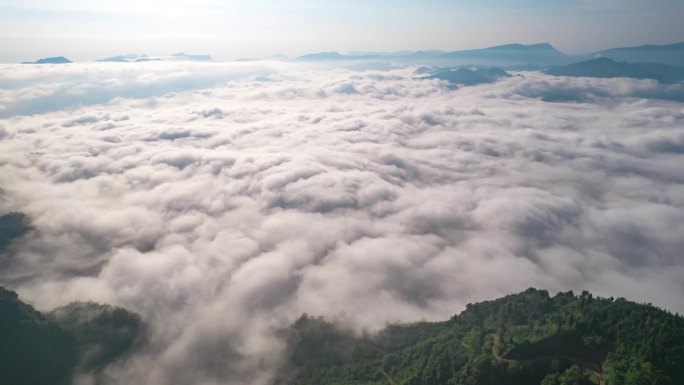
[[1, 0, 684, 62]]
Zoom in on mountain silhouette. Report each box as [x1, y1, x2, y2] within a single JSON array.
[[21, 56, 72, 64], [294, 43, 576, 66], [424, 67, 512, 86], [96, 54, 149, 63], [296, 51, 349, 61], [170, 53, 214, 62], [437, 43, 571, 66], [95, 53, 214, 63]]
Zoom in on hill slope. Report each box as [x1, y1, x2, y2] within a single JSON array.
[[275, 288, 684, 385]]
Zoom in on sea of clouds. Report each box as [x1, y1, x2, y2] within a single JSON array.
[[1, 61, 684, 384]]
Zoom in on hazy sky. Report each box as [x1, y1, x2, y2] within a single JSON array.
[[1, 0, 684, 61]]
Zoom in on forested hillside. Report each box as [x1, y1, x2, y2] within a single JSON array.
[[276, 289, 684, 385]]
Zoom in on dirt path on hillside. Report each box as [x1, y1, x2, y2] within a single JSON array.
[[490, 333, 512, 363], [379, 355, 397, 385]]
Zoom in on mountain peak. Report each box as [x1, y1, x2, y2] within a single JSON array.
[[96, 54, 148, 63], [487, 43, 557, 51], [437, 43, 567, 65], [529, 42, 555, 49]]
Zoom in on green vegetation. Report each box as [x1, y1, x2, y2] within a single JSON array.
[[0, 287, 141, 385], [276, 289, 684, 385]]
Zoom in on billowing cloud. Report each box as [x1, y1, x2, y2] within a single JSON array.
[[1, 63, 683, 384]]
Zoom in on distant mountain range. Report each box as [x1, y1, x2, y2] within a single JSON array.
[[293, 42, 684, 67], [20, 53, 214, 64], [96, 52, 214, 62], [416, 58, 684, 85], [169, 53, 214, 62], [96, 54, 154, 63], [435, 43, 569, 66], [294, 43, 684, 83], [594, 42, 684, 67], [546, 58, 684, 82], [17, 42, 684, 77]]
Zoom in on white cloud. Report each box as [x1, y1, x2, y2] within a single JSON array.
[[1, 63, 684, 384]]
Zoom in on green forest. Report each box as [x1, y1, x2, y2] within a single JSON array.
[[275, 288, 684, 385]]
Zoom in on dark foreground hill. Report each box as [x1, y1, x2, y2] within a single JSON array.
[[0, 287, 142, 385], [275, 288, 684, 385]]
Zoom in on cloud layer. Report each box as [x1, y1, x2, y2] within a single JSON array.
[[1, 63, 684, 384]]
